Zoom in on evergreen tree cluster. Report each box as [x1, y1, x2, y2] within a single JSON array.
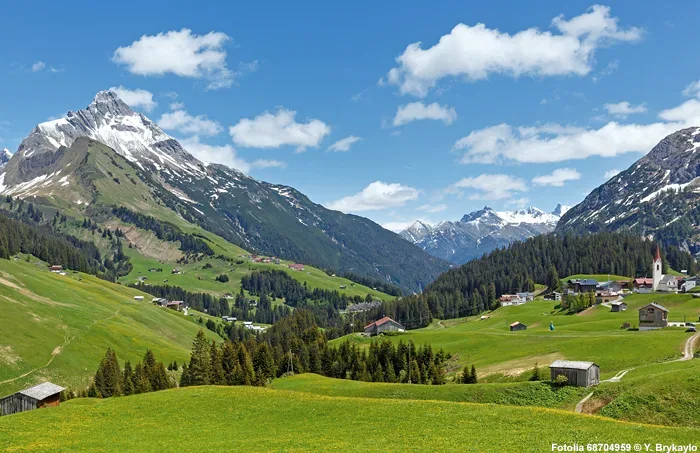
[[112, 206, 214, 256], [87, 348, 173, 398], [181, 310, 449, 387], [0, 209, 104, 276], [332, 271, 402, 297]]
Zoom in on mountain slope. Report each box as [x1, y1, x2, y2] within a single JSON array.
[[557, 127, 700, 254], [0, 148, 10, 169], [0, 91, 448, 292], [401, 206, 563, 264], [0, 257, 219, 396]]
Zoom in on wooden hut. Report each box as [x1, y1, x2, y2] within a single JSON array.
[[0, 382, 65, 416], [610, 302, 627, 312], [509, 321, 527, 332], [549, 360, 599, 387]]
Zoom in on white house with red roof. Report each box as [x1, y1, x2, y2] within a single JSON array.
[[364, 316, 405, 336]]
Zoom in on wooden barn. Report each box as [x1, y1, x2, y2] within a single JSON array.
[[610, 302, 627, 312], [638, 302, 668, 330], [509, 321, 527, 331], [549, 360, 599, 387], [364, 316, 405, 336], [0, 382, 65, 416]]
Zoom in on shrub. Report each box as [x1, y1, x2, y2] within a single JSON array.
[[553, 374, 568, 386], [215, 274, 230, 283]]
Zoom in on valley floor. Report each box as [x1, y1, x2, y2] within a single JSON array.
[[1, 386, 699, 452]]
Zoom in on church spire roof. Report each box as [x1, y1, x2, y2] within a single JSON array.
[[655, 245, 661, 262]]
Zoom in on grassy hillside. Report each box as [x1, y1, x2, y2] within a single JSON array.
[[1, 386, 698, 452], [272, 373, 588, 410], [0, 257, 219, 396], [589, 360, 700, 427], [332, 292, 700, 378]]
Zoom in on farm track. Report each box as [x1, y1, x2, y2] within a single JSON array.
[[0, 309, 122, 386], [574, 332, 699, 413]]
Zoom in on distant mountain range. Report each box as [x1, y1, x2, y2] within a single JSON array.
[[0, 90, 448, 292], [400, 205, 568, 264], [557, 126, 700, 256]]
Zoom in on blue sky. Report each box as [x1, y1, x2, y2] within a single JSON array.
[[2, 0, 700, 231]]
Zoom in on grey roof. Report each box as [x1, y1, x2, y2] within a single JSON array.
[[549, 360, 597, 370], [641, 302, 668, 312], [659, 275, 677, 284], [18, 382, 65, 400]]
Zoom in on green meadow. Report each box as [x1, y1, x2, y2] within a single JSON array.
[[1, 386, 698, 452], [271, 373, 589, 410], [0, 257, 219, 396], [332, 291, 700, 378]]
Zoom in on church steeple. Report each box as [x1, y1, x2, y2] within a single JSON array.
[[652, 245, 663, 291]]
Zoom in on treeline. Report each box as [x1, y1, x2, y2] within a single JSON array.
[[181, 310, 448, 386], [0, 209, 105, 276], [112, 206, 214, 256]]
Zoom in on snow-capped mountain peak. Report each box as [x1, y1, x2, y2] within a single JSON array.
[[460, 206, 506, 227], [15, 90, 203, 176], [497, 206, 560, 225]]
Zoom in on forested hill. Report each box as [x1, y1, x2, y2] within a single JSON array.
[[384, 233, 697, 325]]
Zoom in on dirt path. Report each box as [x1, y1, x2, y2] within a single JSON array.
[[0, 309, 122, 386], [678, 332, 700, 361], [574, 332, 698, 413], [575, 392, 594, 413]]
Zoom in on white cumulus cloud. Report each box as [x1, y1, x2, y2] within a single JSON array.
[[393, 102, 457, 126], [603, 101, 647, 118], [180, 136, 285, 174], [328, 135, 362, 152], [327, 181, 420, 212], [447, 174, 527, 200], [385, 5, 642, 97], [230, 108, 330, 152], [110, 86, 157, 112], [532, 168, 581, 186], [113, 29, 234, 90], [159, 109, 222, 136]]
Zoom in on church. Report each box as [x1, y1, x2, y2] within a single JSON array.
[[652, 247, 678, 293]]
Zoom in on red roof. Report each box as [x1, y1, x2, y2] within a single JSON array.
[[509, 321, 523, 327], [655, 246, 661, 262], [364, 316, 398, 330], [634, 277, 653, 286]]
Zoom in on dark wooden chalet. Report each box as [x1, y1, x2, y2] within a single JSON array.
[[638, 302, 668, 330], [1, 382, 65, 416]]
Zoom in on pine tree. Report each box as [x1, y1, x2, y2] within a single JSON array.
[[133, 363, 152, 394], [470, 364, 478, 384], [122, 361, 135, 396], [253, 343, 275, 386], [210, 342, 226, 385], [187, 330, 212, 385]]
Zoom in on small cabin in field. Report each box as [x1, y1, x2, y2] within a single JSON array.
[[133, 296, 144, 301], [364, 316, 405, 336], [509, 321, 527, 331], [1, 382, 65, 416], [549, 360, 599, 387], [50, 265, 63, 273], [610, 302, 627, 312], [166, 301, 183, 311], [639, 303, 668, 330], [289, 263, 305, 271]]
